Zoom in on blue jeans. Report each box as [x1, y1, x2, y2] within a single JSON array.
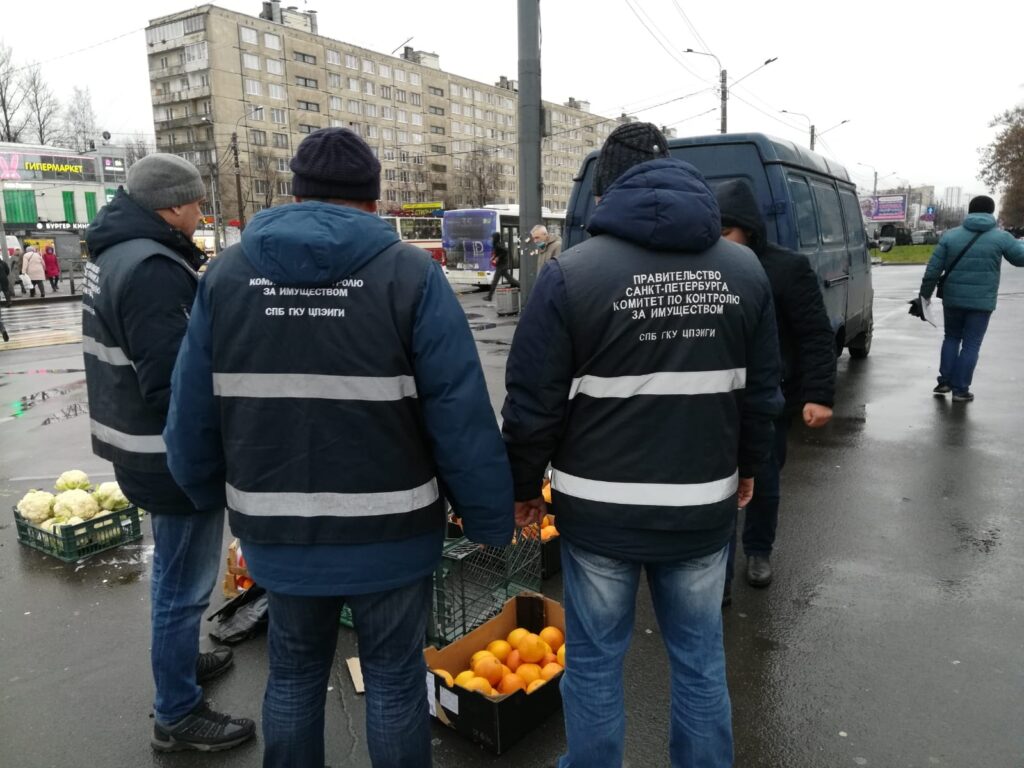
[[939, 307, 992, 395], [558, 540, 732, 768], [262, 576, 432, 768], [150, 510, 225, 725], [727, 416, 790, 580]]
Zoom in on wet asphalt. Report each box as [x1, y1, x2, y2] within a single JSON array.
[[1, 264, 1022, 768]]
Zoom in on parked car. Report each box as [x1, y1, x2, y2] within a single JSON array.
[[911, 229, 939, 245]]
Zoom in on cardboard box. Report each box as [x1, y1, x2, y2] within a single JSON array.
[[424, 592, 564, 755], [222, 538, 253, 598]]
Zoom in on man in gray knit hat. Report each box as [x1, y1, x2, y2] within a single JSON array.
[[83, 154, 255, 753]]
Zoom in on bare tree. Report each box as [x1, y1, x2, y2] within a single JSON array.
[[22, 65, 61, 146], [250, 150, 282, 210], [456, 149, 502, 207], [0, 42, 29, 142], [63, 86, 97, 152], [124, 133, 151, 167]]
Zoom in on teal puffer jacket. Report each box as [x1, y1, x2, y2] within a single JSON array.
[[920, 214, 1024, 311]]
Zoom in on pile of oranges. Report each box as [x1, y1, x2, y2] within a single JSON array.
[[433, 625, 566, 697]]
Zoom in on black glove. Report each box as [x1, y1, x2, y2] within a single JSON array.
[[907, 297, 924, 319]]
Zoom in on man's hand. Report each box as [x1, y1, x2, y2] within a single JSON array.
[[737, 477, 755, 508], [515, 497, 546, 528], [803, 402, 833, 428]]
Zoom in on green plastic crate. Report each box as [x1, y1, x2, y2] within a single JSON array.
[[13, 506, 143, 562]]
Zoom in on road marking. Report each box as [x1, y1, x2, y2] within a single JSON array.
[[1, 303, 83, 351]]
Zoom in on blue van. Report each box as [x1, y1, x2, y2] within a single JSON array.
[[564, 132, 874, 358]]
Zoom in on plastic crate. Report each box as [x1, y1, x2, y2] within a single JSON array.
[[429, 528, 541, 646], [13, 506, 143, 562]]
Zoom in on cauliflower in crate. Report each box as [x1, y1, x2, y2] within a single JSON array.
[[55, 470, 91, 491], [16, 490, 56, 524], [92, 481, 130, 512], [53, 489, 100, 521]]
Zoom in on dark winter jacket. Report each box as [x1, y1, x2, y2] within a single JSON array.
[[82, 188, 207, 513], [164, 201, 514, 595], [920, 213, 1024, 312], [715, 179, 836, 409], [501, 158, 782, 561]]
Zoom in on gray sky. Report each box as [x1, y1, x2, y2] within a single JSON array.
[[4, 1, 1021, 203]]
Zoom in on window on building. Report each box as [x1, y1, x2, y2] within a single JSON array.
[[345, 54, 358, 69], [395, 69, 406, 83], [329, 96, 342, 111], [277, 180, 291, 196], [185, 42, 208, 63], [243, 53, 260, 70], [430, 144, 445, 154], [451, 102, 461, 115], [409, 72, 421, 86], [347, 122, 362, 135], [327, 49, 341, 65], [266, 58, 283, 75], [428, 86, 444, 97], [395, 89, 407, 103], [366, 124, 378, 138], [411, 113, 423, 126], [297, 100, 320, 112], [362, 59, 375, 74], [296, 76, 318, 88], [386, 190, 398, 202], [411, 133, 423, 144], [396, 109, 408, 123], [250, 129, 267, 145], [346, 77, 358, 91], [380, 85, 392, 100], [429, 105, 444, 116], [397, 129, 408, 142], [430, 125, 445, 135], [328, 72, 341, 88], [410, 93, 421, 106], [255, 154, 268, 171], [382, 105, 394, 120], [269, 83, 286, 100], [364, 103, 377, 118], [383, 127, 394, 140], [294, 51, 316, 65], [383, 148, 396, 161], [330, 118, 343, 127], [264, 33, 281, 50], [240, 27, 258, 45], [272, 132, 289, 147], [347, 100, 361, 114], [253, 179, 269, 195], [244, 78, 261, 96], [384, 169, 397, 181], [271, 107, 287, 124], [364, 81, 375, 96], [249, 106, 265, 120], [298, 124, 314, 134], [379, 63, 391, 79], [277, 158, 289, 172]]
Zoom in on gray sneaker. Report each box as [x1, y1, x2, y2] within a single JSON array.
[[952, 391, 974, 402], [933, 383, 951, 396], [151, 701, 255, 753]]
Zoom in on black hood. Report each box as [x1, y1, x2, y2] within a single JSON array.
[[85, 188, 205, 269], [714, 179, 767, 257]]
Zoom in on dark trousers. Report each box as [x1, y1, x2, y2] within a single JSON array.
[[29, 280, 45, 298], [48, 276, 59, 291], [727, 414, 791, 582], [486, 266, 519, 299]]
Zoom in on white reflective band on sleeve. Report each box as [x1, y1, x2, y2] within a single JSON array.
[[82, 336, 132, 367], [226, 478, 439, 518], [213, 373, 418, 401], [90, 419, 166, 453], [569, 369, 746, 399], [550, 468, 739, 507]]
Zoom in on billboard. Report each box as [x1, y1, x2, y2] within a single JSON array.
[[0, 150, 98, 182], [859, 194, 907, 222]]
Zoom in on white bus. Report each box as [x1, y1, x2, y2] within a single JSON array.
[[379, 214, 444, 264], [441, 204, 565, 288]]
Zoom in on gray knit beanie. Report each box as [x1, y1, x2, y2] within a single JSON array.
[[126, 154, 205, 210], [594, 122, 670, 196]]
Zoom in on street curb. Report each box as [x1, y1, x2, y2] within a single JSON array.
[[8, 295, 83, 308]]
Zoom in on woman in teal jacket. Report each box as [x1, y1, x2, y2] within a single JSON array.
[[919, 195, 1024, 401]]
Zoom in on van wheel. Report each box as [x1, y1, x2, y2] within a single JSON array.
[[848, 324, 872, 359]]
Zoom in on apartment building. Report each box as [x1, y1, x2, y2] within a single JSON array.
[[145, 2, 617, 220]]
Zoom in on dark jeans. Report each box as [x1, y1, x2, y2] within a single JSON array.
[[727, 414, 791, 581], [486, 266, 519, 299], [262, 576, 433, 768], [29, 280, 44, 297], [939, 307, 991, 395], [48, 276, 59, 290]]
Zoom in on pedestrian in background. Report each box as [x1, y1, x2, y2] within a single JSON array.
[[919, 195, 1024, 402], [43, 245, 60, 292], [715, 179, 835, 600], [9, 245, 24, 296], [82, 154, 254, 753], [22, 246, 45, 297], [501, 122, 782, 768], [486, 230, 519, 301], [530, 223, 562, 276], [164, 127, 514, 768], [0, 255, 12, 307]]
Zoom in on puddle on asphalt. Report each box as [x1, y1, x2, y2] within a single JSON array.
[[8, 379, 87, 419], [950, 520, 1001, 554]]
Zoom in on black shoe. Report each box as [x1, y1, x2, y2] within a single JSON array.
[[952, 391, 974, 402], [1, 324, 8, 343], [196, 647, 234, 684], [721, 580, 732, 608], [151, 700, 255, 753], [746, 555, 772, 588], [933, 383, 951, 396]]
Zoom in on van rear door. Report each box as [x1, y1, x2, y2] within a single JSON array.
[[838, 187, 872, 339]]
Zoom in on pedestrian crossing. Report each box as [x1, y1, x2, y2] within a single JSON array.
[[0, 302, 83, 351]]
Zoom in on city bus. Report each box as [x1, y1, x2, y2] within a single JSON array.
[[379, 214, 444, 263], [441, 204, 565, 288]]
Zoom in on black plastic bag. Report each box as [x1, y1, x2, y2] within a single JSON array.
[[207, 584, 269, 645]]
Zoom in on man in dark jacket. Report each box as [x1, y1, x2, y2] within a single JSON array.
[[502, 123, 782, 768], [919, 195, 1024, 402], [715, 179, 836, 598], [486, 230, 519, 301], [82, 155, 254, 753], [164, 128, 514, 768]]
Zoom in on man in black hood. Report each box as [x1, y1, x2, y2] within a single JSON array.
[[715, 179, 836, 599], [82, 154, 254, 753]]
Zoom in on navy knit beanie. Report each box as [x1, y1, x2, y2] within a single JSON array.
[[290, 128, 381, 201], [967, 195, 995, 214], [594, 122, 670, 196]]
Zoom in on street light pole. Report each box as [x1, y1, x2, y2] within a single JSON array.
[[684, 48, 725, 133], [232, 131, 245, 230], [781, 109, 813, 149]]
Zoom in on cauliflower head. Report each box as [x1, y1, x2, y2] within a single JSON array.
[[92, 481, 130, 511], [55, 470, 91, 491], [17, 490, 56, 523], [53, 489, 100, 520]]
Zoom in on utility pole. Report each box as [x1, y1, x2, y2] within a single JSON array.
[[517, 0, 542, 303], [809, 124, 816, 151], [719, 69, 727, 134], [231, 132, 245, 230], [873, 171, 877, 196], [207, 163, 221, 255]]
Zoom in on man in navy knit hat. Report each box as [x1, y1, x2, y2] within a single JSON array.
[[165, 128, 514, 767]]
